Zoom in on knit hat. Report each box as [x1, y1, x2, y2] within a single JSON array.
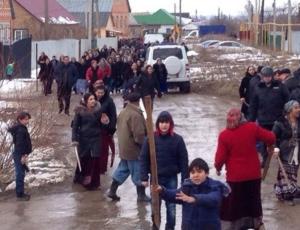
[[126, 91, 141, 102], [284, 100, 299, 114], [261, 66, 273, 77]]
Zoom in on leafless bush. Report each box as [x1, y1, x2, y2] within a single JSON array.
[[0, 82, 57, 191]]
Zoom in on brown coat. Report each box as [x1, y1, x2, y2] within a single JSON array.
[[117, 103, 146, 160]]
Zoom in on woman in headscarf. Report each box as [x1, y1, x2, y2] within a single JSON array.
[[214, 108, 275, 230], [72, 93, 109, 190], [272, 100, 300, 205]]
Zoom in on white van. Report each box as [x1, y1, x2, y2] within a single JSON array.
[[144, 34, 164, 44], [146, 44, 190, 93]]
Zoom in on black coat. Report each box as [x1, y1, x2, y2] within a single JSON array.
[[72, 103, 104, 157], [285, 69, 300, 93], [56, 63, 78, 92], [136, 73, 160, 98], [8, 123, 32, 156], [153, 63, 168, 82], [272, 117, 300, 163], [248, 74, 261, 101], [140, 133, 189, 183], [239, 73, 253, 116], [99, 89, 117, 135], [249, 80, 290, 126]]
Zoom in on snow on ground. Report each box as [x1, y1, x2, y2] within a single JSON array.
[[217, 52, 270, 62], [5, 147, 72, 191], [0, 69, 39, 95]]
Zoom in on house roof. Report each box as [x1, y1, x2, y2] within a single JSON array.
[[134, 9, 176, 25], [57, 0, 113, 13], [15, 0, 78, 24], [72, 12, 112, 28]]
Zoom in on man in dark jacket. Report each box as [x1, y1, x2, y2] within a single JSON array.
[[56, 56, 78, 115], [248, 66, 290, 166], [8, 112, 32, 201], [140, 111, 189, 230], [248, 65, 263, 102]]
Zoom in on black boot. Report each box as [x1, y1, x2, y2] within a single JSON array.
[[107, 180, 120, 201], [137, 186, 151, 202]]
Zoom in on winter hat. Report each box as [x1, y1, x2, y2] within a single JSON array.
[[155, 111, 174, 136], [284, 100, 299, 114], [279, 68, 291, 75], [260, 66, 274, 77], [257, 65, 264, 74]]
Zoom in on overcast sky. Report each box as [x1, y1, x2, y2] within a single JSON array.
[[129, 0, 299, 16]]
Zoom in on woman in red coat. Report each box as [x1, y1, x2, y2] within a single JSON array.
[[214, 108, 275, 230]]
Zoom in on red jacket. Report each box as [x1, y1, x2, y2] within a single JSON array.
[[85, 66, 111, 82], [214, 122, 275, 182]]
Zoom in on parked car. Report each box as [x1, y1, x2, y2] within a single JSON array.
[[209, 41, 258, 53], [197, 40, 220, 48], [146, 44, 190, 93]]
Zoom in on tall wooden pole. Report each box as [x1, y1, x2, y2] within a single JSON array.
[[143, 96, 160, 229]]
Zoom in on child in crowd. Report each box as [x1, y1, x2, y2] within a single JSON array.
[[8, 112, 32, 201], [153, 158, 230, 230]]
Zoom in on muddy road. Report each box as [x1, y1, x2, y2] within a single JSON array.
[[0, 93, 299, 230]]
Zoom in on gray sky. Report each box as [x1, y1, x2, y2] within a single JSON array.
[[129, 0, 299, 16]]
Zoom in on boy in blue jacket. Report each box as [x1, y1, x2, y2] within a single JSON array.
[[154, 158, 230, 230]]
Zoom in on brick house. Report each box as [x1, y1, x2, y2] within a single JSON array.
[[0, 0, 86, 43], [57, 0, 131, 38]]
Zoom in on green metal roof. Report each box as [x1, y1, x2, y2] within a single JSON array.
[[134, 9, 176, 25]]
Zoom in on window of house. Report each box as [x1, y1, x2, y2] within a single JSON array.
[[14, 29, 28, 41]]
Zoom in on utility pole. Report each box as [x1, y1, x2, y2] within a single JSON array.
[[273, 0, 276, 50], [44, 0, 49, 40], [288, 0, 292, 53], [95, 0, 100, 38], [179, 0, 182, 42], [88, 0, 93, 47]]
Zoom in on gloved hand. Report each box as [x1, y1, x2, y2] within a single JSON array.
[[72, 141, 79, 147]]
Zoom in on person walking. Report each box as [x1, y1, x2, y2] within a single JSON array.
[[8, 112, 32, 201], [94, 86, 117, 175], [140, 111, 189, 230], [239, 65, 256, 119], [215, 108, 275, 230], [107, 92, 150, 202], [248, 66, 290, 167], [72, 93, 109, 190], [272, 100, 300, 205], [153, 58, 168, 94], [56, 56, 78, 115]]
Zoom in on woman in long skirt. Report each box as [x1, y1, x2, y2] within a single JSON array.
[[215, 108, 275, 230], [272, 100, 300, 205]]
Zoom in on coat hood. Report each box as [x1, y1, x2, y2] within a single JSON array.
[[7, 122, 25, 135], [155, 111, 174, 136], [74, 101, 101, 114]]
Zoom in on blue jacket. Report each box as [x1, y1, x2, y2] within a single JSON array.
[[140, 132, 189, 182], [161, 178, 230, 230]]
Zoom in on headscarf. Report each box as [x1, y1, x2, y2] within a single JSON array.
[[226, 108, 245, 129], [284, 100, 299, 114]]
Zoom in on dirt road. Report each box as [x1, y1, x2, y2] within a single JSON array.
[[0, 93, 299, 230]]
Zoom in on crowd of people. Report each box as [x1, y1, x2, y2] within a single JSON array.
[[7, 40, 300, 230]]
